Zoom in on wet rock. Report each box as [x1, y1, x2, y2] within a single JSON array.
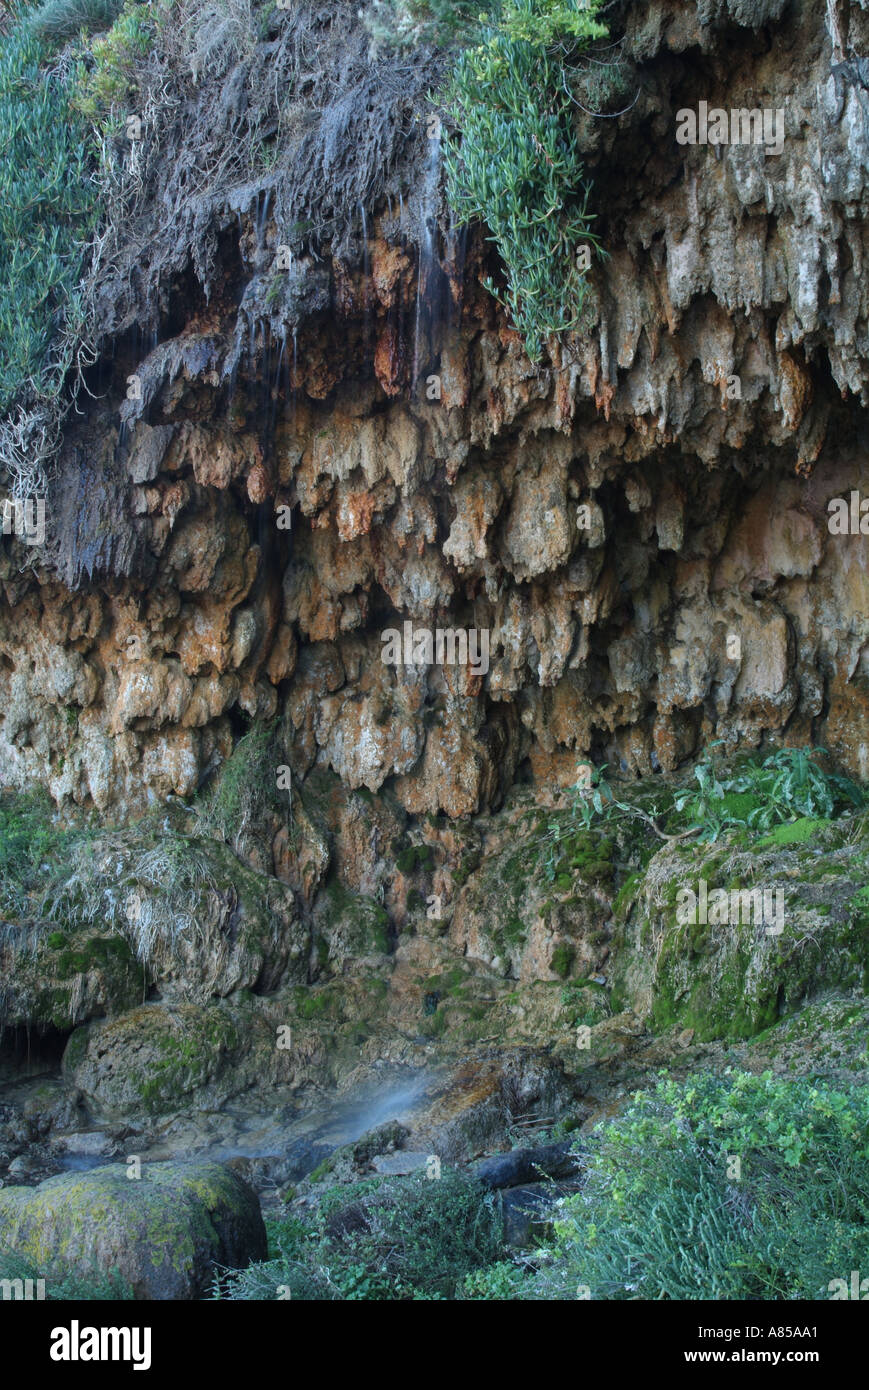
[[500, 1183, 561, 1247], [474, 1141, 581, 1191], [0, 923, 144, 1032]]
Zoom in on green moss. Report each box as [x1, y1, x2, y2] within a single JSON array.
[[323, 876, 391, 955], [452, 847, 482, 887], [612, 870, 643, 923], [755, 817, 831, 849], [136, 1011, 240, 1114], [395, 843, 435, 874], [549, 942, 575, 979]]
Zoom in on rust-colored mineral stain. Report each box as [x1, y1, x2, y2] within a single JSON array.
[[374, 323, 407, 397]]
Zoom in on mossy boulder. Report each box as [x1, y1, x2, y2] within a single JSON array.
[[0, 1161, 266, 1299], [610, 816, 869, 1042], [0, 922, 144, 1032], [62, 1003, 246, 1114], [59, 830, 309, 1002]]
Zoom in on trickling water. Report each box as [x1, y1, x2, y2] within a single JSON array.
[[255, 189, 272, 252], [412, 139, 442, 395], [247, 310, 257, 383]]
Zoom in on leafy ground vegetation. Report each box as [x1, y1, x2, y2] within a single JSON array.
[[213, 1167, 504, 1300], [213, 1071, 869, 1301], [529, 1072, 869, 1301], [369, 0, 625, 360], [541, 745, 868, 879]]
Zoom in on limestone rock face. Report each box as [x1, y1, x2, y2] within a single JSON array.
[[0, 0, 867, 822], [0, 1161, 266, 1299], [0, 0, 868, 1155]]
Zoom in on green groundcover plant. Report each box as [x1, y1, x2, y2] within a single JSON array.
[[527, 1071, 869, 1300], [213, 1167, 504, 1300]]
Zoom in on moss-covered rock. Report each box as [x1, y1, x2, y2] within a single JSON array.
[[0, 922, 144, 1032], [610, 816, 869, 1042], [0, 1160, 266, 1299], [57, 829, 309, 1002], [62, 1004, 245, 1114], [449, 801, 615, 983], [313, 875, 391, 970]]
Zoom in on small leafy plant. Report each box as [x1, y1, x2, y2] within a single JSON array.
[[673, 744, 866, 839], [548, 745, 868, 864], [442, 0, 609, 361]]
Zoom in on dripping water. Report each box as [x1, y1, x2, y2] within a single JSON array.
[[255, 189, 272, 253], [412, 138, 442, 396]]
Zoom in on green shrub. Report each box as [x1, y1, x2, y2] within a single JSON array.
[[0, 19, 96, 413], [70, 0, 157, 123], [672, 745, 867, 841], [442, 0, 609, 361], [461, 1259, 532, 1299], [553, 745, 867, 857], [29, 0, 122, 43], [215, 1169, 505, 1300], [532, 1071, 869, 1300]]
